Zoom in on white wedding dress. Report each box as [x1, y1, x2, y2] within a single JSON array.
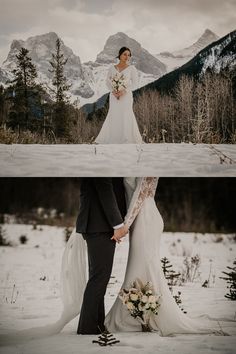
[[104, 177, 224, 335], [95, 65, 143, 144]]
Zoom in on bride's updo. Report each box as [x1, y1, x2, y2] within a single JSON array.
[[116, 47, 132, 59]]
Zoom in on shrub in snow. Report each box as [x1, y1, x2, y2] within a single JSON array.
[[0, 226, 12, 246], [32, 222, 38, 230], [180, 255, 201, 283], [214, 234, 223, 243], [201, 259, 215, 288], [220, 260, 236, 300], [19, 235, 28, 244], [173, 291, 187, 314]]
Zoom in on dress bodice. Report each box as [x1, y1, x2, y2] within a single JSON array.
[[106, 64, 139, 92]]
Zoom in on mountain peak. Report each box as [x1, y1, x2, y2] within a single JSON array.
[[96, 32, 166, 76], [28, 31, 59, 42], [8, 32, 61, 54], [26, 32, 62, 47], [200, 29, 218, 41], [169, 29, 219, 59], [113, 32, 130, 39]]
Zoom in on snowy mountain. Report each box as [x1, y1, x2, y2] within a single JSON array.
[[156, 29, 219, 72], [143, 29, 236, 95], [1, 32, 94, 103], [0, 31, 166, 107], [200, 30, 236, 74]]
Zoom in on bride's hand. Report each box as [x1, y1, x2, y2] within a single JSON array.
[[123, 224, 129, 234], [118, 89, 126, 98], [111, 224, 129, 243], [112, 91, 119, 99]]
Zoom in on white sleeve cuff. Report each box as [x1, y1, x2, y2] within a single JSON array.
[[113, 223, 124, 230]]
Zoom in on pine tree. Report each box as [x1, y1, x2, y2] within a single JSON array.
[[161, 257, 186, 312], [7, 47, 38, 130], [49, 38, 71, 138], [92, 330, 120, 346], [220, 260, 236, 300], [161, 257, 180, 286]]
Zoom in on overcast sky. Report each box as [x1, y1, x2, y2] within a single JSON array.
[[1, 0, 235, 64]]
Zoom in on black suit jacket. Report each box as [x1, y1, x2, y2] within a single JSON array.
[[76, 178, 126, 234]]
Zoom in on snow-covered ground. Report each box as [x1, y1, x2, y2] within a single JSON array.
[[0, 143, 236, 177], [0, 224, 235, 353]]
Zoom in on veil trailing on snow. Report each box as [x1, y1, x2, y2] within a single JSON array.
[[0, 229, 89, 346], [59, 228, 88, 324]]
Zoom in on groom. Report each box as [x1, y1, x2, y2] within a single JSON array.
[[76, 177, 128, 335]]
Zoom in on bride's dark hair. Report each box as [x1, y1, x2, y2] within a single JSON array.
[[116, 47, 132, 59]]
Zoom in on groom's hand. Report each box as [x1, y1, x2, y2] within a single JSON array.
[[111, 224, 129, 243]]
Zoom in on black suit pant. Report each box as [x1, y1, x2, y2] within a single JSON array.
[[77, 232, 116, 334]]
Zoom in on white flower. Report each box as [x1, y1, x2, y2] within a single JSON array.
[[151, 302, 157, 309], [127, 302, 135, 311], [148, 295, 156, 303], [130, 293, 139, 301], [122, 295, 129, 304], [146, 290, 153, 295], [141, 295, 148, 303]]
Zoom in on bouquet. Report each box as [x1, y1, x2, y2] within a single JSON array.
[[119, 278, 161, 332], [110, 73, 127, 99]]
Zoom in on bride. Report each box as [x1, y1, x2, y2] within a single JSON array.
[[95, 47, 143, 144], [59, 177, 233, 336], [104, 177, 222, 335]]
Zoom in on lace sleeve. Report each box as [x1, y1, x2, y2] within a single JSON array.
[[106, 66, 113, 92], [125, 177, 158, 228], [130, 65, 139, 91]]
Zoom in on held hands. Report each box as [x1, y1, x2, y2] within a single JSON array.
[[112, 90, 126, 100], [111, 224, 129, 243]]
